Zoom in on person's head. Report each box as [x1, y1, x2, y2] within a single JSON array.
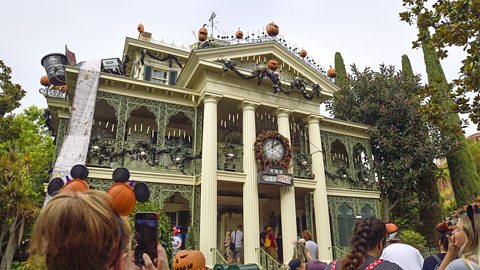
[[237, 224, 243, 230], [302, 230, 312, 241], [226, 230, 232, 237], [384, 222, 400, 245], [435, 222, 452, 253], [292, 239, 309, 263], [288, 258, 306, 270], [340, 216, 386, 270], [265, 225, 272, 233], [30, 190, 129, 270], [453, 205, 480, 259]]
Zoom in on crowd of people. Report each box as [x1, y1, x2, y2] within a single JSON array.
[[27, 181, 480, 270]]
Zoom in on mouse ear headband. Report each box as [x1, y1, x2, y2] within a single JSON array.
[[47, 164, 90, 196], [107, 167, 150, 216]]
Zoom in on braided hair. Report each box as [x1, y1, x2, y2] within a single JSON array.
[[340, 216, 386, 270]]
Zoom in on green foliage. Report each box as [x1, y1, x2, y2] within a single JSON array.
[[326, 64, 444, 225], [400, 229, 427, 250], [0, 60, 25, 117], [467, 139, 480, 177], [401, 55, 415, 82], [130, 201, 174, 264], [334, 52, 348, 90], [401, 0, 480, 126], [0, 106, 54, 268]]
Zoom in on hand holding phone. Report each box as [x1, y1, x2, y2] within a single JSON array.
[[134, 212, 159, 267]]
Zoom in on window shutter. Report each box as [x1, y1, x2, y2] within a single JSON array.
[[144, 66, 152, 81], [169, 71, 177, 85]]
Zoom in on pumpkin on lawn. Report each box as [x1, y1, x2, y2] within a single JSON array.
[[173, 250, 206, 270], [266, 22, 279, 37], [198, 25, 208, 42]]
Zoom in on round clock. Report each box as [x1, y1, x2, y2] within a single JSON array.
[[254, 131, 292, 171], [263, 138, 286, 161]]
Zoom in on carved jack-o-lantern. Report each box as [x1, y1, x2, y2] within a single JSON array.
[[299, 49, 307, 58], [235, 28, 244, 39], [266, 22, 279, 37], [268, 59, 279, 71], [40, 75, 51, 86], [327, 66, 337, 78], [198, 25, 208, 42], [137, 24, 144, 34], [173, 250, 206, 270]]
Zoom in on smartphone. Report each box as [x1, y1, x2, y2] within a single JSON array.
[[134, 212, 159, 266]]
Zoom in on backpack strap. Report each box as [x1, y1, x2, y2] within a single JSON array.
[[331, 260, 337, 270], [365, 259, 384, 270], [432, 254, 441, 264]]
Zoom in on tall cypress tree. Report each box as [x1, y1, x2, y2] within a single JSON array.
[[402, 54, 442, 244], [418, 14, 480, 206], [334, 52, 348, 90]]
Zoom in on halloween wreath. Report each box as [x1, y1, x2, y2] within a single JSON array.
[[254, 131, 292, 172]]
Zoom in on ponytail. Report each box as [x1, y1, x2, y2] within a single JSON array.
[[340, 217, 386, 270]]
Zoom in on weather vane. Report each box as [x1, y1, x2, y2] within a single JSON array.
[[208, 11, 218, 38]]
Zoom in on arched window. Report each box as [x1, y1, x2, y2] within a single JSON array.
[[353, 144, 370, 182], [337, 203, 355, 246], [360, 205, 375, 218], [331, 140, 349, 170]]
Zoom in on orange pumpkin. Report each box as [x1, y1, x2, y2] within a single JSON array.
[[266, 22, 279, 37], [327, 66, 337, 78], [198, 26, 208, 42], [108, 183, 136, 216], [268, 59, 279, 71], [235, 28, 243, 39], [137, 23, 144, 33], [40, 75, 51, 86], [299, 49, 307, 58], [173, 250, 206, 270], [62, 179, 89, 193]]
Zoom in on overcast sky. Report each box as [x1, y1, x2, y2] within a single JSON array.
[[1, 0, 474, 134]]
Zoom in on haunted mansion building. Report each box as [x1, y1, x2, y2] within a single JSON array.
[[41, 23, 379, 267]]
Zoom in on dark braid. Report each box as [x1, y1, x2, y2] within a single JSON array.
[[340, 217, 386, 270]]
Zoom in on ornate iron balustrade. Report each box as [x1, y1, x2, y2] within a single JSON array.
[[256, 248, 285, 270], [292, 152, 313, 179], [217, 143, 243, 173]]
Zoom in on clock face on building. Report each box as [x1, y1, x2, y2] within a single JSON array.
[[254, 131, 292, 172], [263, 138, 286, 161]]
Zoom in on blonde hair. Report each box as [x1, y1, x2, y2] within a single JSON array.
[[30, 190, 123, 270], [458, 213, 480, 261], [292, 239, 311, 263]]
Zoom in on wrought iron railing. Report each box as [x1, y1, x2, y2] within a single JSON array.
[[292, 152, 313, 179], [256, 248, 285, 270], [211, 247, 228, 265], [332, 246, 349, 259], [217, 143, 243, 173]]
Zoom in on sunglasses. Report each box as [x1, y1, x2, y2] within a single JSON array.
[[466, 204, 480, 231]]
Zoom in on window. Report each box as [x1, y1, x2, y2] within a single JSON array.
[[337, 203, 355, 246], [152, 68, 168, 84], [144, 66, 178, 85], [360, 205, 375, 218]]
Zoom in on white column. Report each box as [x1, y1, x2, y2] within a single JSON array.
[[308, 115, 333, 262], [242, 101, 261, 264], [199, 93, 221, 266], [276, 108, 297, 261]]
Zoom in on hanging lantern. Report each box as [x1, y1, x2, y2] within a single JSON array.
[[266, 22, 279, 37], [235, 28, 244, 39], [299, 49, 307, 58], [327, 66, 337, 78], [40, 75, 51, 87], [137, 23, 144, 34], [267, 59, 279, 71], [198, 25, 208, 42]]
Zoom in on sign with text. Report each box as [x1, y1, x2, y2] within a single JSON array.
[[257, 166, 294, 186]]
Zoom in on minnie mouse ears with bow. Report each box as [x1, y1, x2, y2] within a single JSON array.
[[47, 165, 150, 216]]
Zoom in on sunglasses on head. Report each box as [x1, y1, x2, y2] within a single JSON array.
[[466, 204, 480, 230]]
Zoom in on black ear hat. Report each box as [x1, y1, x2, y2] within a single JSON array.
[[133, 182, 150, 203], [47, 177, 65, 196], [70, 164, 89, 179], [112, 167, 130, 183]]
